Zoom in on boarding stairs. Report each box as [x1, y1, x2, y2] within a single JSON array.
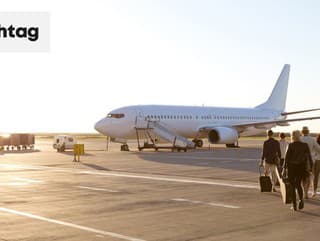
[[135, 119, 195, 151]]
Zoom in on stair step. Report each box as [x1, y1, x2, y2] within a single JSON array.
[[150, 122, 195, 148]]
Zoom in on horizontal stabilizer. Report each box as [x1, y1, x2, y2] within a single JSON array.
[[281, 108, 320, 116]]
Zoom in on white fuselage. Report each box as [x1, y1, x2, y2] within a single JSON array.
[[94, 65, 320, 145], [94, 105, 283, 141]]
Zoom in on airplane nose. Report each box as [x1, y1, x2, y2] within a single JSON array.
[[94, 119, 106, 134]]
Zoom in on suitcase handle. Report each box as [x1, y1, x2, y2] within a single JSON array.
[[258, 163, 265, 176]]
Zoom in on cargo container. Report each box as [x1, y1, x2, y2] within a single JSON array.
[[2, 136, 11, 146], [0, 134, 35, 150]]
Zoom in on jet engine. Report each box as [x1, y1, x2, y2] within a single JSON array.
[[208, 127, 238, 144]]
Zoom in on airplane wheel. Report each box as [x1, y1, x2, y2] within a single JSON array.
[[193, 139, 203, 148], [60, 145, 65, 152], [121, 144, 129, 151], [226, 142, 239, 148], [196, 139, 203, 148]]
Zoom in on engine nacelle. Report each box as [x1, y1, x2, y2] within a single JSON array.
[[208, 127, 238, 144]]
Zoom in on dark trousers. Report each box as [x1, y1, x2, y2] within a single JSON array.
[[288, 163, 304, 205], [280, 158, 285, 167], [278, 158, 285, 178]]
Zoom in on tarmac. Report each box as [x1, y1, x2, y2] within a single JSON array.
[[0, 138, 320, 241]]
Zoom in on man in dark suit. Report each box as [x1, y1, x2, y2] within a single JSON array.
[[285, 130, 312, 211], [260, 130, 281, 192]]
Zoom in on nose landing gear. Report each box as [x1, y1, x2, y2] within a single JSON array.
[[120, 144, 130, 151]]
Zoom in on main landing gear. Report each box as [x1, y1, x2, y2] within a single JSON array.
[[192, 139, 203, 148], [226, 142, 240, 148], [120, 144, 130, 151]]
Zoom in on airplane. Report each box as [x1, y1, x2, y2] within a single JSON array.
[[94, 64, 320, 151]]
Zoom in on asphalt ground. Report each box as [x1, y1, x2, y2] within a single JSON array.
[[0, 138, 320, 241]]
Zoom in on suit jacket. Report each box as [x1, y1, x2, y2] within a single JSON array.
[[262, 138, 281, 164], [285, 141, 312, 169]]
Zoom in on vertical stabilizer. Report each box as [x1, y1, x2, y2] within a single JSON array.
[[255, 64, 290, 111]]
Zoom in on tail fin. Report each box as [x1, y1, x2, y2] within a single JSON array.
[[255, 64, 290, 111]]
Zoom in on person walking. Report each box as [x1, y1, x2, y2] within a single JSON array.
[[285, 130, 312, 211], [300, 126, 320, 198], [313, 134, 320, 197], [260, 130, 281, 192], [279, 132, 289, 175]]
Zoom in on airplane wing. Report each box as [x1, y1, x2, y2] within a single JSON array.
[[281, 108, 320, 116], [233, 116, 320, 132], [199, 116, 320, 133]]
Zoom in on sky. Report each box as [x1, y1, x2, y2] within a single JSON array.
[[1, 0, 320, 133]]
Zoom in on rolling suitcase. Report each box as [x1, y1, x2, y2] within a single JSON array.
[[259, 165, 272, 192], [275, 166, 292, 204]]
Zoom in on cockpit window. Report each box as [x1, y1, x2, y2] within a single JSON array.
[[106, 113, 125, 118]]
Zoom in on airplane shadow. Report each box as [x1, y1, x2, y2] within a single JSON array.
[[305, 199, 320, 206], [300, 210, 320, 217], [81, 163, 111, 171], [134, 147, 262, 174]]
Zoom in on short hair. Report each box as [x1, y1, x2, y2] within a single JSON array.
[[302, 126, 309, 135], [279, 132, 286, 139], [291, 130, 301, 142], [267, 130, 273, 137]]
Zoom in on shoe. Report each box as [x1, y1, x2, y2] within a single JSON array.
[[298, 200, 304, 210], [311, 192, 316, 198], [272, 188, 277, 192], [291, 204, 297, 211]]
